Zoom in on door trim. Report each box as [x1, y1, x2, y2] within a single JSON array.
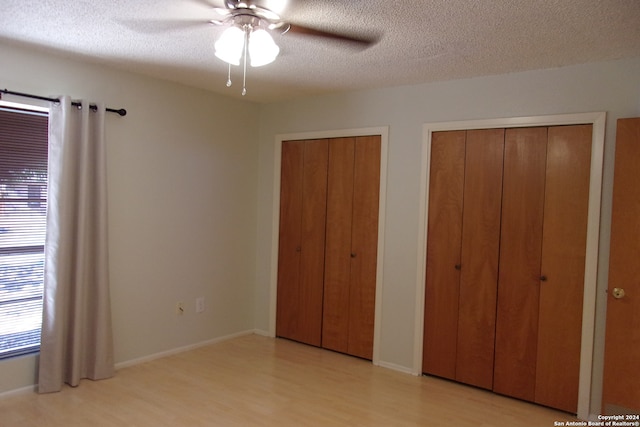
[[269, 127, 389, 366], [415, 113, 606, 420]]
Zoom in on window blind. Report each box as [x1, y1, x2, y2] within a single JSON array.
[[0, 105, 48, 359]]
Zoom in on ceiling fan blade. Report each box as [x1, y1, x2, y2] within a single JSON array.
[[286, 24, 380, 47], [118, 18, 212, 34], [188, 0, 220, 7]]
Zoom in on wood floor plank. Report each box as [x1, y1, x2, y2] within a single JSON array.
[[0, 335, 576, 426]]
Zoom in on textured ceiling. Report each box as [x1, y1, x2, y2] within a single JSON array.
[[2, 0, 640, 103]]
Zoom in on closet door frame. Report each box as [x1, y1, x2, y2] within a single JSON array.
[[269, 126, 389, 366], [416, 112, 605, 421]]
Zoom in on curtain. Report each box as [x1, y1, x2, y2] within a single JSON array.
[[38, 97, 114, 393]]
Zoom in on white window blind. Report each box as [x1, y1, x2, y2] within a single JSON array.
[[0, 104, 48, 359]]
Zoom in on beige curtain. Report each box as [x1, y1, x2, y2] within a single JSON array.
[[38, 96, 114, 393]]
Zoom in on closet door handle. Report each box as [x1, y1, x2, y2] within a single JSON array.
[[295, 246, 301, 253], [540, 275, 547, 282], [612, 287, 626, 299], [454, 264, 461, 270], [351, 253, 357, 258]]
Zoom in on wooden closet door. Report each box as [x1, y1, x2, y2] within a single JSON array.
[[423, 131, 466, 378], [493, 127, 547, 401], [602, 117, 640, 415], [322, 137, 355, 354], [536, 125, 591, 413], [276, 141, 304, 341], [456, 128, 504, 390], [347, 135, 381, 360], [323, 135, 381, 360], [276, 139, 329, 346]]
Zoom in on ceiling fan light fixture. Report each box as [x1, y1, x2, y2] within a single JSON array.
[[214, 26, 244, 65], [214, 2, 286, 94], [249, 29, 279, 67]]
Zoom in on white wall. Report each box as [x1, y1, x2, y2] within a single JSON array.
[[0, 41, 261, 394], [255, 57, 640, 414]]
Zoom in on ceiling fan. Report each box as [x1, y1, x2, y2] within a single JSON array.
[[209, 0, 379, 47], [206, 0, 380, 95], [123, 0, 380, 95]]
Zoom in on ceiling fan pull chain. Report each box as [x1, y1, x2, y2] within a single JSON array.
[[242, 26, 249, 96], [226, 63, 233, 87]]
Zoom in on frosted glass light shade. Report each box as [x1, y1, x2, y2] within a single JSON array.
[[249, 29, 279, 67], [215, 26, 244, 65]]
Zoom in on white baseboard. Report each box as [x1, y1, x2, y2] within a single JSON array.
[[115, 329, 256, 370], [375, 360, 417, 376], [252, 328, 271, 337], [0, 384, 37, 400]]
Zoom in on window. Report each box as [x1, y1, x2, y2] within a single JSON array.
[[0, 102, 48, 359]]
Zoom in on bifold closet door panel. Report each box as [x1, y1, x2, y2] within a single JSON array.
[[456, 128, 505, 390], [493, 127, 547, 401], [276, 139, 329, 346], [423, 131, 466, 378], [276, 141, 305, 341], [535, 125, 591, 413], [602, 118, 640, 415], [347, 135, 381, 360], [322, 137, 356, 354], [298, 139, 330, 347]]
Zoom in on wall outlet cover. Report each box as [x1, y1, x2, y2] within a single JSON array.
[[196, 297, 205, 313]]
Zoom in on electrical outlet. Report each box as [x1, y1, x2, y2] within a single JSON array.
[[196, 297, 205, 314], [176, 301, 185, 315]]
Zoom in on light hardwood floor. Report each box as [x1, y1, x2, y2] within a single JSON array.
[[0, 334, 577, 426]]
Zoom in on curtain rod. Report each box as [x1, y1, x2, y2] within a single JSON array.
[[1, 88, 127, 116]]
